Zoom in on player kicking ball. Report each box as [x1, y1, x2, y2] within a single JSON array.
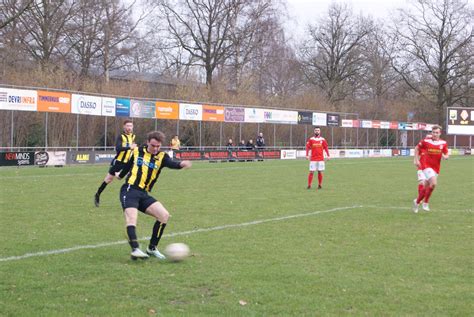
[[412, 125, 449, 213], [305, 127, 330, 189], [118, 131, 192, 260]]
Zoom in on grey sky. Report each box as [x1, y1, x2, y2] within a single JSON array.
[[285, 0, 409, 39]]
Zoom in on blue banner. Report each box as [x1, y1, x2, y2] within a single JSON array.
[[116, 98, 130, 117]]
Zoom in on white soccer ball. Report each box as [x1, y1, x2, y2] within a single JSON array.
[[164, 243, 190, 262]]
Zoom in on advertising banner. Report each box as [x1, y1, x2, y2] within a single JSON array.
[[327, 114, 340, 127], [380, 121, 390, 129], [352, 120, 360, 128], [390, 121, 399, 129], [361, 120, 373, 128], [328, 149, 340, 158], [447, 107, 474, 135], [0, 88, 37, 111], [37, 90, 71, 113], [71, 94, 102, 116], [339, 149, 364, 158], [0, 151, 35, 166], [263, 109, 298, 124], [312, 112, 327, 126], [281, 149, 297, 159], [245, 108, 265, 123], [202, 105, 225, 122], [372, 120, 381, 129], [257, 150, 281, 159], [116, 98, 130, 117], [327, 114, 339, 127], [130, 99, 155, 118], [155, 101, 179, 119], [175, 151, 203, 160], [341, 119, 353, 128], [203, 150, 230, 160], [34, 151, 67, 166], [297, 111, 313, 125], [67, 151, 95, 164], [225, 107, 245, 122], [95, 152, 115, 163], [101, 97, 116, 117], [232, 151, 257, 160], [179, 103, 203, 121]]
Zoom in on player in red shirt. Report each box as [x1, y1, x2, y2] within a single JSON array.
[[415, 133, 432, 204], [413, 125, 449, 212], [306, 127, 330, 189]]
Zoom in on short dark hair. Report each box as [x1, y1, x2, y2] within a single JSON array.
[[123, 119, 133, 125], [431, 125, 442, 131], [147, 131, 165, 142], [314, 126, 321, 129]]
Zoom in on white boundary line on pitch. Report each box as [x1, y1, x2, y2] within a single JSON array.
[[0, 205, 362, 263]]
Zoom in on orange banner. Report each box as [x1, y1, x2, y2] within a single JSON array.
[[202, 105, 225, 122], [155, 101, 179, 119], [37, 90, 71, 113]]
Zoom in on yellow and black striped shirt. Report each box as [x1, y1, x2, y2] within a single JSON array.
[[115, 133, 136, 163], [123, 146, 182, 192]]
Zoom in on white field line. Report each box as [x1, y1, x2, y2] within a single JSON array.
[[0, 205, 362, 263], [364, 205, 473, 213]]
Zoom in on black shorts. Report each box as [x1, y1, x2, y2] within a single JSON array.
[[108, 159, 127, 176], [120, 184, 157, 213]]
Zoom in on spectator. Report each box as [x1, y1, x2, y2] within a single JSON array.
[[246, 139, 256, 150], [170, 135, 180, 150], [239, 140, 246, 150], [226, 138, 234, 150], [256, 132, 265, 148]]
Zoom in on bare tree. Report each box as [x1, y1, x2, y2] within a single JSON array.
[[299, 3, 371, 105], [390, 0, 473, 123], [17, 0, 76, 68], [0, 0, 33, 30]]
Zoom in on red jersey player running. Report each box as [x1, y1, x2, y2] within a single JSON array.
[[415, 133, 432, 206], [306, 127, 330, 189], [413, 125, 449, 213]]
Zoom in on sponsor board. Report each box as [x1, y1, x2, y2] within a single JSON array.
[[95, 152, 116, 163], [155, 101, 179, 119], [339, 149, 364, 158], [327, 114, 340, 127], [380, 121, 390, 129], [296, 150, 307, 158], [225, 107, 245, 122], [37, 91, 71, 113], [245, 108, 265, 123], [312, 112, 327, 126], [130, 99, 155, 118], [203, 150, 230, 160], [179, 103, 203, 121], [328, 149, 339, 158], [101, 97, 116, 116], [341, 119, 354, 128], [34, 151, 67, 166], [372, 121, 381, 129], [263, 109, 298, 124], [257, 150, 281, 159], [116, 98, 131, 117], [175, 151, 202, 160], [297, 111, 313, 125], [232, 151, 257, 159], [281, 149, 297, 159], [0, 88, 37, 111], [71, 94, 102, 116], [67, 151, 94, 164], [0, 151, 35, 166], [361, 120, 373, 128], [202, 105, 225, 122]]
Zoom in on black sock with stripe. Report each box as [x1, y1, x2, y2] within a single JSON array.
[[149, 221, 167, 250], [126, 225, 139, 249]]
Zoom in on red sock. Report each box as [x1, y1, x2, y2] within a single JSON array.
[[308, 173, 314, 187], [416, 184, 425, 204], [424, 186, 435, 203], [318, 172, 323, 186]]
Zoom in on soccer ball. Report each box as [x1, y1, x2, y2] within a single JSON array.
[[164, 243, 190, 262]]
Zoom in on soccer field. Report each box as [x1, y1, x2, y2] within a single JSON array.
[[0, 157, 473, 315]]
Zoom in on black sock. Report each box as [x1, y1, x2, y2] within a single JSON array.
[[126, 225, 139, 249], [149, 221, 167, 250], [97, 181, 108, 195]]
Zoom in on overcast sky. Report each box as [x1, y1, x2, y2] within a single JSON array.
[[285, 0, 410, 39]]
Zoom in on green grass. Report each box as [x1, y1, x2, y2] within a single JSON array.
[[0, 157, 473, 316]]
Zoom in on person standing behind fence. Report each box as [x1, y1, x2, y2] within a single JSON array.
[[170, 135, 180, 150], [94, 119, 137, 207], [256, 132, 265, 148]]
